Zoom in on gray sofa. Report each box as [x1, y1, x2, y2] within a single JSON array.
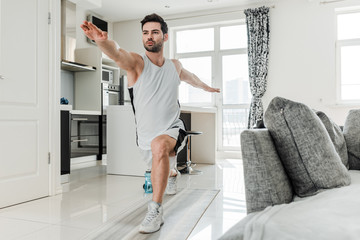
[[220, 97, 360, 240]]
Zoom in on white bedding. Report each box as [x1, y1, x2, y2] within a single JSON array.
[[244, 170, 360, 240]]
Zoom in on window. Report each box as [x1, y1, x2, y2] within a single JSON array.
[[178, 57, 212, 104], [173, 23, 249, 150], [336, 11, 360, 102], [176, 28, 214, 53]]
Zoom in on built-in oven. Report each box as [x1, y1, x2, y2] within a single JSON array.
[[102, 82, 121, 114]]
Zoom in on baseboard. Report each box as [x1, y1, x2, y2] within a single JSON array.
[[71, 155, 98, 170], [61, 174, 70, 184]]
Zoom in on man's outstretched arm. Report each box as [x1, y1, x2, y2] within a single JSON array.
[[172, 59, 220, 93], [80, 21, 140, 72]]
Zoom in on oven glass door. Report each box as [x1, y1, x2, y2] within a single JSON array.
[[108, 91, 120, 105]]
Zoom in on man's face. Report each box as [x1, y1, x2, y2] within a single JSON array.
[[142, 22, 168, 53]]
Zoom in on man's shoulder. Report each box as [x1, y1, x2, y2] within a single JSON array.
[[128, 52, 144, 71], [170, 59, 182, 74], [130, 52, 143, 61], [170, 58, 179, 65]]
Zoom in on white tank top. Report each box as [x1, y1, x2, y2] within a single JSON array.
[[128, 54, 183, 150]]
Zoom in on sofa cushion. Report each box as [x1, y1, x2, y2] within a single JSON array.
[[343, 109, 360, 170], [218, 212, 257, 240], [315, 111, 349, 168], [241, 129, 293, 213], [264, 97, 351, 197]]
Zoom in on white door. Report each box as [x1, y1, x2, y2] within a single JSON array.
[[0, 0, 49, 208]]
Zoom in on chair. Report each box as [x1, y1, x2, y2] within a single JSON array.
[[178, 130, 203, 175]]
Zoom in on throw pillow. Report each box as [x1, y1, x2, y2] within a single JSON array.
[[315, 111, 349, 169], [241, 129, 293, 213], [343, 109, 360, 170], [264, 97, 351, 197]]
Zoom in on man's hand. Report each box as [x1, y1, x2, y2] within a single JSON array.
[[205, 86, 220, 93], [80, 21, 108, 42]]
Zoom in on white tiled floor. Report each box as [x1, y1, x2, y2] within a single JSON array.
[[0, 159, 246, 240]]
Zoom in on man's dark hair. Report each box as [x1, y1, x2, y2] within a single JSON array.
[[141, 13, 168, 34]]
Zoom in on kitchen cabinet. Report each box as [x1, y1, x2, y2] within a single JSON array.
[[180, 107, 216, 164], [107, 105, 147, 176], [61, 110, 71, 175], [60, 48, 118, 173], [61, 110, 105, 175], [71, 113, 103, 159], [74, 48, 120, 112]]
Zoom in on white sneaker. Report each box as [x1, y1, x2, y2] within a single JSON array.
[[166, 171, 180, 195], [139, 201, 164, 234]]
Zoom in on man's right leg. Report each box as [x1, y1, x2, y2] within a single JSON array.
[[150, 135, 175, 203], [139, 135, 176, 234]]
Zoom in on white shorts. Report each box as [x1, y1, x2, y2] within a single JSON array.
[[139, 127, 187, 170]]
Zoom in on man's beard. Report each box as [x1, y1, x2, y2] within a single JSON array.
[[144, 40, 163, 53]]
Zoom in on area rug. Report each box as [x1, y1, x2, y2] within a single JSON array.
[[83, 188, 219, 240]]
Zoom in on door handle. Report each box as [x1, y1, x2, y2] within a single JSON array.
[[72, 118, 88, 121], [0, 75, 4, 80], [71, 139, 88, 143]]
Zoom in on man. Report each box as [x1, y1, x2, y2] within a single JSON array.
[[81, 13, 220, 234]]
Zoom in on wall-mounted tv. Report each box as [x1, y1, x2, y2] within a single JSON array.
[[87, 14, 108, 44]]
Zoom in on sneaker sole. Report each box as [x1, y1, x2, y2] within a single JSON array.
[[165, 190, 176, 195], [139, 222, 164, 234]]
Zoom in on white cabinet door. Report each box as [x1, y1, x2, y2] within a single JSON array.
[[0, 0, 49, 208], [107, 106, 147, 176]]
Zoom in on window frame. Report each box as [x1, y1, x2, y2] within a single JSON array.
[[173, 25, 217, 107], [171, 22, 248, 107], [335, 9, 360, 104], [170, 21, 250, 152]]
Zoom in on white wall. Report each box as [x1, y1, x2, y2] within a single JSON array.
[[111, 0, 360, 125], [264, 0, 360, 125], [60, 70, 75, 105], [113, 20, 143, 75]]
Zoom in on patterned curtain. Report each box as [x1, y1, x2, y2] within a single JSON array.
[[244, 6, 270, 129]]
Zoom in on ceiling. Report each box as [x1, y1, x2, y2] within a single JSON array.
[[87, 0, 272, 22]]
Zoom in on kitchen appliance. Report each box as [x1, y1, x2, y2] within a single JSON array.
[[70, 114, 102, 159], [102, 83, 121, 114], [120, 75, 131, 105], [102, 68, 114, 83]]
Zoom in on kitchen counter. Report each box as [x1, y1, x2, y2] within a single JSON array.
[[71, 110, 101, 115], [59, 105, 101, 115], [181, 106, 217, 113], [60, 104, 73, 111]]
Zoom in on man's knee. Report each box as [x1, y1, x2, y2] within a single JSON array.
[[151, 136, 174, 160]]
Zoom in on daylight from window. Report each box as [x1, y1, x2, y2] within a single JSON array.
[[337, 11, 360, 101], [174, 23, 249, 149], [176, 28, 214, 53], [179, 57, 212, 104], [340, 46, 360, 100]]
